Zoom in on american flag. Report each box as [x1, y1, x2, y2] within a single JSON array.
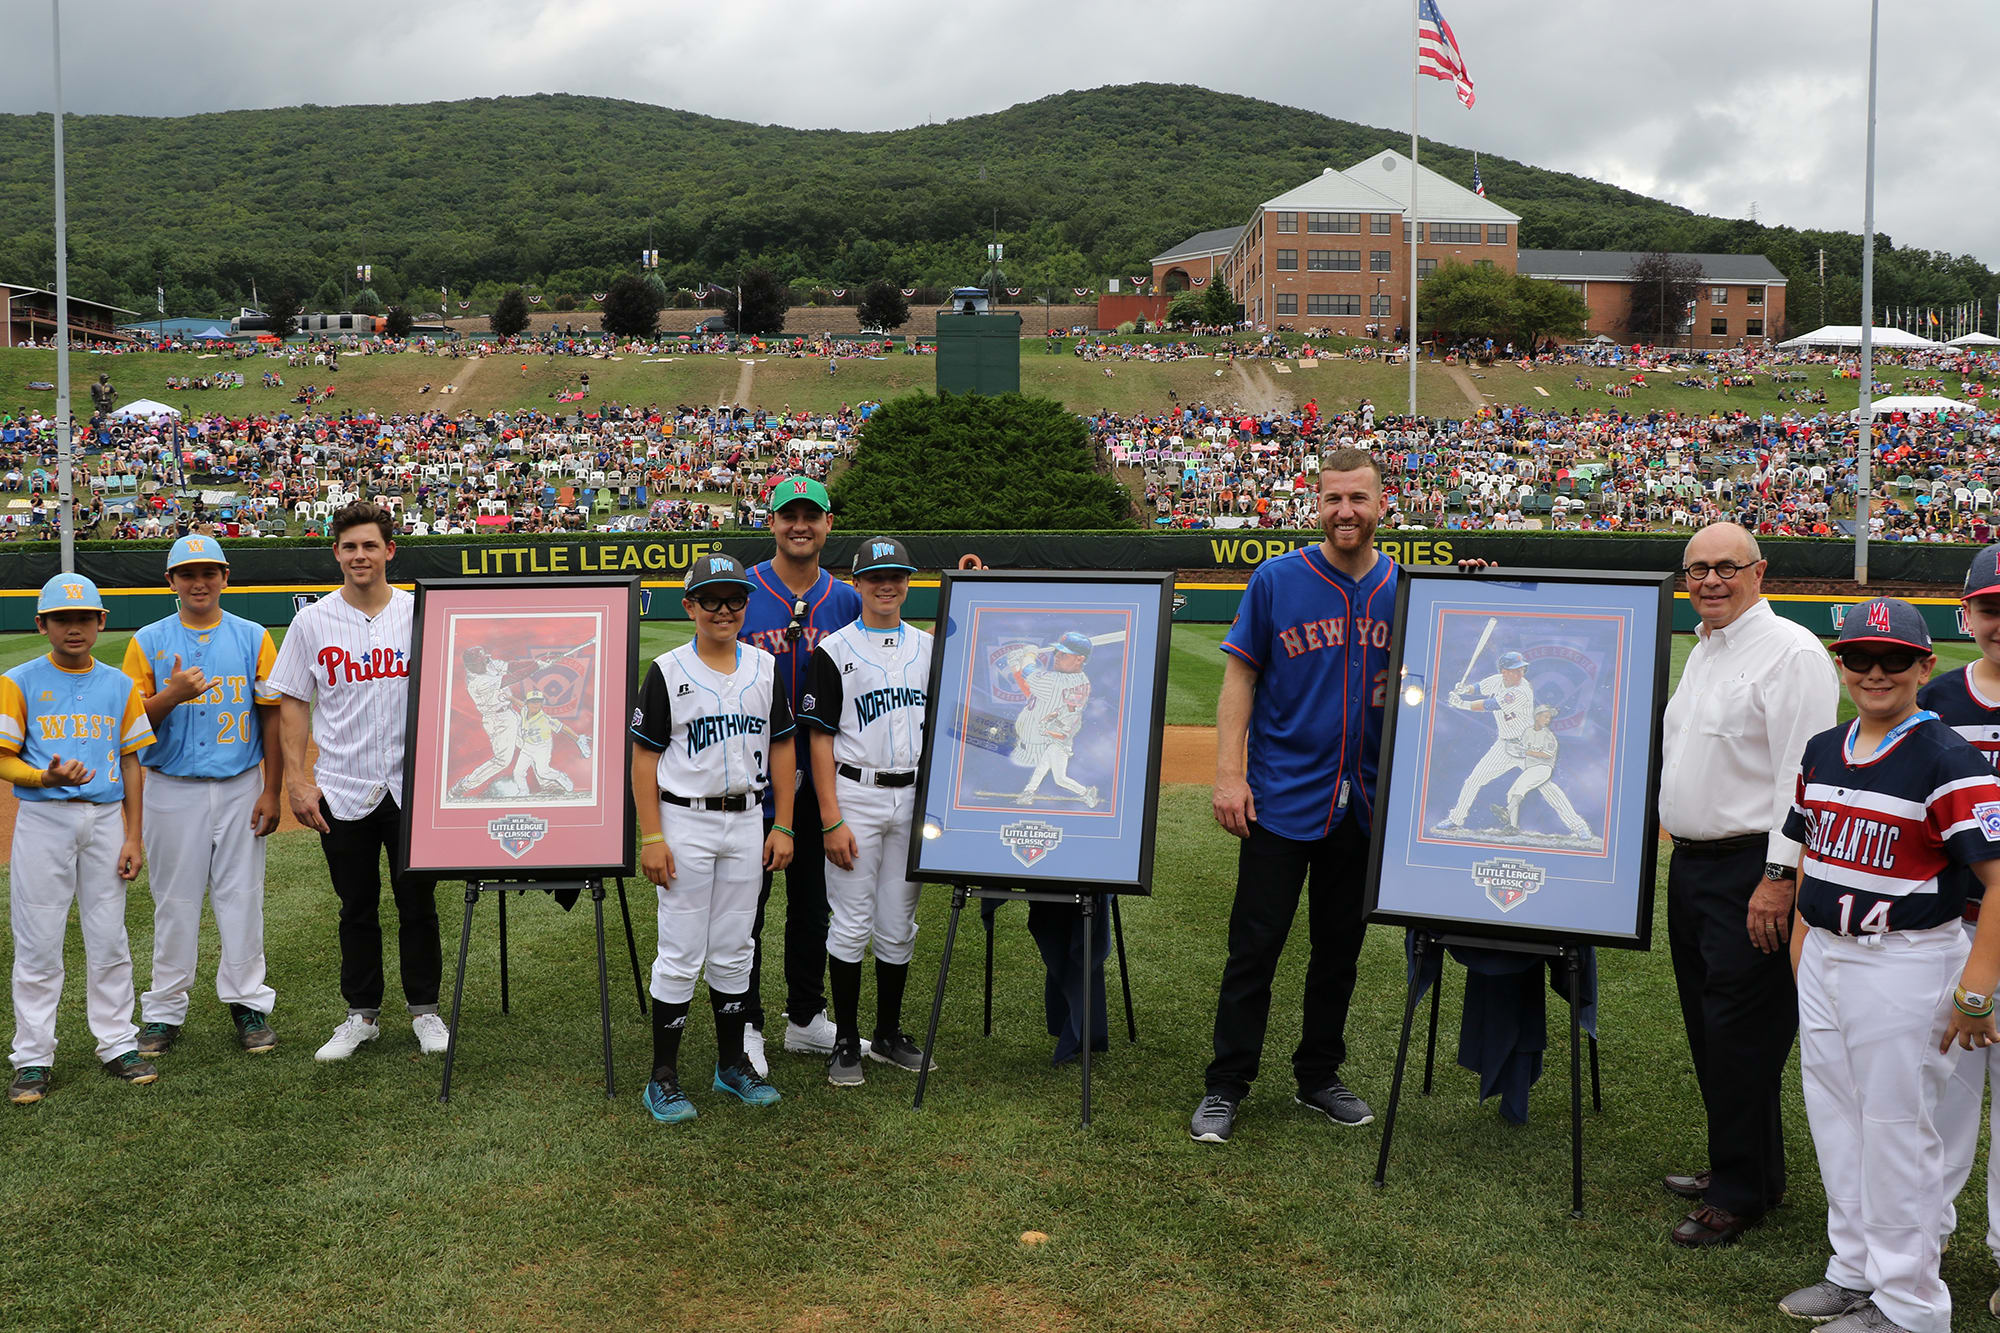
[[1418, 0, 1476, 109], [1473, 158, 1485, 197]]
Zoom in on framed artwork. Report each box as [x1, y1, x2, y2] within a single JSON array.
[[400, 576, 640, 879], [1363, 567, 1673, 949], [908, 571, 1175, 894]]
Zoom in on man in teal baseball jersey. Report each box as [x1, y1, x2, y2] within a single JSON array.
[[3, 573, 159, 1104], [123, 536, 284, 1057]]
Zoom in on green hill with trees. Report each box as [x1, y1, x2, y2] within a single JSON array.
[[0, 84, 1989, 329]]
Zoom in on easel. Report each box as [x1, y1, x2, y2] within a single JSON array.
[[914, 884, 1137, 1126], [1373, 932, 1602, 1217], [437, 877, 651, 1103]]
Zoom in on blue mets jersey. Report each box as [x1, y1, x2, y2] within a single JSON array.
[[1783, 714, 2000, 934], [124, 612, 281, 778], [1222, 546, 1398, 840], [740, 562, 861, 810], [1916, 665, 2000, 903], [0, 655, 155, 804]]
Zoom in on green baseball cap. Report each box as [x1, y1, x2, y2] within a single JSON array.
[[769, 475, 830, 513]]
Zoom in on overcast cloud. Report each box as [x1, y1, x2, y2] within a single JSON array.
[[6, 0, 1993, 267]]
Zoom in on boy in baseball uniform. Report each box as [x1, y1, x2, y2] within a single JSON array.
[[1495, 704, 1594, 840], [800, 537, 933, 1085], [631, 554, 797, 1123], [124, 536, 284, 1058], [4, 574, 159, 1104], [1440, 651, 1534, 830], [1776, 599, 2000, 1333], [511, 688, 588, 796]]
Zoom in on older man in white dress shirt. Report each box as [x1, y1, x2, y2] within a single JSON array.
[[1657, 522, 1839, 1248]]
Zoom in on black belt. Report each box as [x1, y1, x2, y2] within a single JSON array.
[[837, 763, 916, 788], [662, 791, 759, 812], [1669, 832, 1766, 858]]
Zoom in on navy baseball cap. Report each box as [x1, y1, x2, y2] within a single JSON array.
[[1836, 597, 1932, 653], [852, 536, 915, 577], [1964, 543, 2000, 600], [1497, 650, 1529, 670], [683, 553, 752, 595]]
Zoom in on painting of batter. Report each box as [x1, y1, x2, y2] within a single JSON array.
[[439, 612, 602, 807]]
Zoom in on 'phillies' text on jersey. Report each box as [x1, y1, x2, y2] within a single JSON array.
[[316, 645, 409, 686]]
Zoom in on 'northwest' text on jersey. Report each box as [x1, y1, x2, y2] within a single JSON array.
[[631, 641, 795, 798], [1783, 715, 2000, 934], [124, 611, 282, 779], [1223, 546, 1397, 840], [0, 656, 155, 804], [800, 621, 934, 771]]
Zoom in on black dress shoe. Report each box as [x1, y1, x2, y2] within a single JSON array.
[[1662, 1169, 1711, 1198], [1670, 1204, 1757, 1248]]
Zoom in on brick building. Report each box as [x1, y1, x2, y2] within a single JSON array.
[[2, 282, 137, 347], [1516, 250, 1787, 349]]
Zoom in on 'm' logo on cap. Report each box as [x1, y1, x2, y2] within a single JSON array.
[[1866, 602, 1892, 632]]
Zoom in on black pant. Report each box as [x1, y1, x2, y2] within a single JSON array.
[[1205, 815, 1370, 1100], [747, 792, 829, 1029], [1027, 898, 1110, 1066], [1666, 842, 1795, 1217], [319, 796, 441, 1015]]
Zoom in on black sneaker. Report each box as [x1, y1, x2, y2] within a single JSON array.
[[8, 1066, 51, 1105], [233, 1008, 277, 1054], [827, 1037, 865, 1087], [1190, 1093, 1238, 1143], [136, 1021, 179, 1056], [104, 1051, 159, 1085], [865, 1029, 931, 1072], [1296, 1078, 1373, 1126]]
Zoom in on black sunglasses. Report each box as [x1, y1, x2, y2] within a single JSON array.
[[784, 595, 809, 643], [1835, 649, 1925, 675], [692, 593, 749, 614]]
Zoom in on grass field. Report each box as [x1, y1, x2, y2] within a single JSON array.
[[5, 626, 1998, 1331]]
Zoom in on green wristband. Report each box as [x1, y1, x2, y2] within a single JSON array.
[[822, 818, 844, 834], [771, 824, 794, 839]]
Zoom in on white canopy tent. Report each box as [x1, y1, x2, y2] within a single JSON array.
[[1779, 324, 1947, 350], [1858, 395, 1980, 417], [108, 398, 182, 421], [1948, 332, 2000, 347]]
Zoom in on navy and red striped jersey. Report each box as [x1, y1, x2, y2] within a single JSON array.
[[1917, 665, 2000, 902], [1784, 715, 2000, 934]]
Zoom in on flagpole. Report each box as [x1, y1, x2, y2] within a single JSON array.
[[1855, 0, 1879, 587], [1408, 0, 1420, 419], [49, 0, 74, 574]]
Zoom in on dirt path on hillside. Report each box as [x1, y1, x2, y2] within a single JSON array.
[[1445, 365, 1485, 409], [448, 356, 483, 396], [729, 359, 756, 407], [1228, 362, 1290, 415]]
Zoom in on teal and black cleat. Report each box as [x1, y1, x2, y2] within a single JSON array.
[[712, 1060, 781, 1107], [641, 1075, 697, 1124]]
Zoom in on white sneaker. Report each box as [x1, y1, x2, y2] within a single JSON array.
[[783, 1010, 838, 1055], [412, 1013, 450, 1055], [744, 1025, 769, 1077], [314, 1015, 380, 1062]]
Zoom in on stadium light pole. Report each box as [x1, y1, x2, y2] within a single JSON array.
[[1854, 0, 1880, 586], [49, 0, 75, 573]]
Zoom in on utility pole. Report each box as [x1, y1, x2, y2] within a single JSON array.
[[1818, 248, 1826, 326], [49, 0, 74, 572]]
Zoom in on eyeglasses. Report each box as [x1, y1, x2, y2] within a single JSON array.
[[1835, 649, 1925, 675], [1681, 560, 1760, 581], [692, 593, 748, 614]]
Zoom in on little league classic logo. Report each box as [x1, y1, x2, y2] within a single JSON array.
[[986, 640, 1038, 705], [1000, 818, 1063, 868], [1472, 856, 1547, 913], [488, 813, 550, 860]]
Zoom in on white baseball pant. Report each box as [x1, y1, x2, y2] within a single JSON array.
[[1448, 741, 1521, 822], [456, 712, 521, 790], [1935, 916, 2000, 1260], [825, 779, 919, 966], [141, 768, 275, 1024], [1504, 766, 1592, 837], [10, 801, 140, 1068], [1800, 922, 1966, 1333], [649, 804, 761, 1005]]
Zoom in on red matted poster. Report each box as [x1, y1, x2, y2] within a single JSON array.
[[401, 578, 638, 878]]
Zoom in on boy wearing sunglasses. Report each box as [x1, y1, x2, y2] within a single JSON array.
[[629, 555, 797, 1124], [1917, 544, 2000, 1315], [1777, 598, 2000, 1333]]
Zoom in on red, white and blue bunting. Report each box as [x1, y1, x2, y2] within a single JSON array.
[[1073, 288, 1092, 297], [831, 288, 846, 298], [527, 294, 543, 304], [1130, 277, 1149, 288], [457, 301, 470, 309], [900, 288, 917, 297], [1190, 276, 1207, 286], [1005, 287, 1021, 297], [591, 292, 608, 302]]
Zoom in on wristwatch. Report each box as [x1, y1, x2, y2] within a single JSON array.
[[1763, 862, 1795, 882]]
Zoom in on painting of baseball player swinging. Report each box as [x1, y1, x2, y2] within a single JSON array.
[[1365, 567, 1673, 950]]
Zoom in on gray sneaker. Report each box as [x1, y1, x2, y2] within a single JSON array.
[[1296, 1078, 1374, 1126], [1190, 1093, 1238, 1143], [827, 1037, 865, 1087], [1778, 1280, 1870, 1322], [1817, 1301, 1910, 1333]]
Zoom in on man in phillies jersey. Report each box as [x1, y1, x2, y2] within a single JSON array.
[[1776, 598, 2000, 1333], [270, 501, 445, 1063], [1194, 447, 1400, 1143], [1917, 543, 2000, 1310], [737, 475, 861, 1070]]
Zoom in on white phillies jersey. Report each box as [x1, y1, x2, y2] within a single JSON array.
[[268, 587, 413, 820], [629, 641, 794, 798], [798, 621, 932, 769], [1475, 673, 1536, 741]]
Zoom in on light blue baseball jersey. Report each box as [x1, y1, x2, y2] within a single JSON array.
[[123, 611, 281, 778], [0, 656, 155, 803]]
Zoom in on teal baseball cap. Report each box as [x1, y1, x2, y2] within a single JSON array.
[[769, 475, 830, 513], [38, 572, 105, 614], [167, 533, 229, 571]]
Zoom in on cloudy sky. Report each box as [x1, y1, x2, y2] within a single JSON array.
[[7, 0, 1993, 267]]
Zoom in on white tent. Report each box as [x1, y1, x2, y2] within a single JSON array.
[[1949, 332, 2000, 347], [194, 325, 229, 339], [1778, 324, 1947, 350], [108, 399, 182, 421], [1862, 395, 1979, 416]]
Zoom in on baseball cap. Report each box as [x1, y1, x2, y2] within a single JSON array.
[[1964, 543, 2000, 600], [37, 572, 105, 614], [1835, 597, 1932, 653], [683, 553, 752, 595], [1497, 650, 1529, 670], [852, 536, 915, 577], [1057, 631, 1093, 658], [769, 475, 830, 513], [166, 533, 229, 571]]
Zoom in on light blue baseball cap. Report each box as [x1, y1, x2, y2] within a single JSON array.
[[38, 572, 105, 614], [167, 533, 229, 571]]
